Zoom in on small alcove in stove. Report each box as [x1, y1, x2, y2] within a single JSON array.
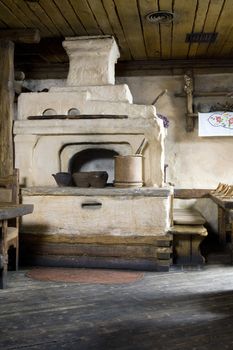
[[69, 148, 118, 184]]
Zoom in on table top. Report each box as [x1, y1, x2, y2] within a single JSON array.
[[209, 194, 233, 210], [0, 202, 33, 220]]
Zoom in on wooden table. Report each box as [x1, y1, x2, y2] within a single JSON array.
[[0, 203, 33, 221], [209, 194, 233, 246], [0, 202, 33, 288]]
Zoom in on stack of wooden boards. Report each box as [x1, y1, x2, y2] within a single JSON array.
[[210, 183, 233, 198], [171, 208, 208, 266], [21, 233, 173, 272]]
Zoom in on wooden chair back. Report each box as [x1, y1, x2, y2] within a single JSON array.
[[0, 169, 20, 288], [0, 169, 19, 204]]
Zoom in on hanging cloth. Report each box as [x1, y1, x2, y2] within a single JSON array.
[[198, 111, 233, 136]]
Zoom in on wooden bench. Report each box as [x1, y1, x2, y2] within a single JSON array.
[[171, 208, 208, 266]]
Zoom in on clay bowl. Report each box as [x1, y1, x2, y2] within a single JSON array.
[[52, 172, 73, 187], [89, 171, 108, 188], [72, 172, 90, 188], [72, 171, 108, 188]]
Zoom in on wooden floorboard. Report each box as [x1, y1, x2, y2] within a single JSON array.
[[1, 266, 233, 349]]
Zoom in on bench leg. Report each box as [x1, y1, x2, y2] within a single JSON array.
[[0, 220, 8, 289], [218, 207, 226, 245], [191, 235, 205, 265], [173, 234, 191, 265], [0, 267, 7, 289], [173, 234, 205, 266]]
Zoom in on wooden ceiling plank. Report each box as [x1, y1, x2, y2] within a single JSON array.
[[39, 0, 75, 37], [69, 0, 102, 35], [159, 0, 173, 59], [15, 36, 67, 65], [1, 0, 34, 28], [195, 0, 224, 57], [0, 1, 26, 28], [138, 0, 160, 59], [172, 0, 198, 58], [0, 18, 7, 28], [10, 0, 53, 37], [26, 1, 61, 36], [53, 0, 87, 36], [42, 49, 67, 64], [102, 0, 131, 60], [0, 29, 40, 43], [86, 0, 113, 35], [220, 27, 233, 58], [188, 0, 210, 58], [114, 0, 147, 59], [40, 40, 68, 64], [207, 0, 233, 57], [15, 47, 63, 65]]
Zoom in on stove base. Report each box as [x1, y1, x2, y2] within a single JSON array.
[[20, 233, 172, 272]]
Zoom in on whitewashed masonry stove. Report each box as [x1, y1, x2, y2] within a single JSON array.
[[14, 36, 172, 271]]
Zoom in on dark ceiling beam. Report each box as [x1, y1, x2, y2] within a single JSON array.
[[0, 29, 40, 44], [116, 59, 233, 76], [15, 58, 233, 79]]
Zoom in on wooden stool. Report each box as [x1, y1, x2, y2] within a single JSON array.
[[171, 209, 208, 266]]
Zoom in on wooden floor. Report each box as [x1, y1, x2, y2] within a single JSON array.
[[1, 266, 233, 350]]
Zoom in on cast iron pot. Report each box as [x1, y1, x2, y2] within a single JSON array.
[[52, 172, 73, 187]]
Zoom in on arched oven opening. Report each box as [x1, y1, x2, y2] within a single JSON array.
[[69, 148, 119, 185]]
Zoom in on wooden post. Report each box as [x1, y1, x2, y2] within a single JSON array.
[[184, 71, 195, 132], [218, 206, 226, 245], [0, 220, 8, 289], [0, 40, 15, 177], [0, 29, 40, 177]]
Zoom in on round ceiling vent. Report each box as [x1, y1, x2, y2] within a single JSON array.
[[146, 11, 174, 24]]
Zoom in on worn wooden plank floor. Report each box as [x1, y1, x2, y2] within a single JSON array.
[[1, 266, 233, 350]]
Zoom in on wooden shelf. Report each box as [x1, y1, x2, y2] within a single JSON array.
[[175, 91, 232, 98], [187, 113, 198, 118], [27, 115, 128, 120], [175, 71, 233, 131]]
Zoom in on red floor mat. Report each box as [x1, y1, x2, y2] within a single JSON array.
[[26, 267, 144, 284]]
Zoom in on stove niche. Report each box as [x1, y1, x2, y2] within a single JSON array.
[[69, 148, 118, 185]]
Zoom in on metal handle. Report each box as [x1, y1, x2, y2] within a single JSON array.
[[81, 202, 102, 209]]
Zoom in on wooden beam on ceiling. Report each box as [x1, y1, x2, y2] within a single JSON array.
[[0, 29, 40, 43], [15, 58, 233, 80], [116, 59, 233, 75]]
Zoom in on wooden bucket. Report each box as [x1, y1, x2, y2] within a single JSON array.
[[114, 155, 144, 188]]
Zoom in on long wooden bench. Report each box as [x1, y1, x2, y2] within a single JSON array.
[[171, 208, 208, 266]]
